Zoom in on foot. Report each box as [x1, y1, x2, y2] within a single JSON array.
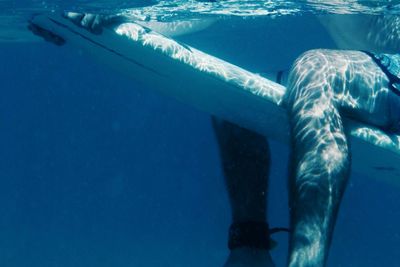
[[223, 248, 275, 267]]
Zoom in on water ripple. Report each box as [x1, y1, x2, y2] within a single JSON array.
[[0, 0, 398, 42]]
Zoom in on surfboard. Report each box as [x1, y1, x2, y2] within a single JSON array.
[[29, 13, 400, 185]]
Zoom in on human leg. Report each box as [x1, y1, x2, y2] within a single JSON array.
[[285, 49, 391, 267], [212, 117, 274, 267]]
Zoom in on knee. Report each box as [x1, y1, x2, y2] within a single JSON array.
[[285, 49, 335, 107], [293, 49, 331, 67], [288, 49, 331, 86]]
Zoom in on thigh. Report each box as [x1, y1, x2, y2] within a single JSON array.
[[322, 50, 392, 128]]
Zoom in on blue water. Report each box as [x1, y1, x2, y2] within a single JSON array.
[[1, 2, 400, 267]]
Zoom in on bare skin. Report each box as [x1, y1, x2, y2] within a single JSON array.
[[285, 49, 392, 266], [64, 11, 276, 266], [319, 14, 400, 53], [61, 8, 399, 267], [283, 8, 400, 266], [216, 12, 400, 267]]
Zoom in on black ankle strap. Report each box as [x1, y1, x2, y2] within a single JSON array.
[[228, 221, 271, 250]]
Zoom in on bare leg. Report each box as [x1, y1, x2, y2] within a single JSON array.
[[285, 50, 390, 266], [212, 117, 274, 267]]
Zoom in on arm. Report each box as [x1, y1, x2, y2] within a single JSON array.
[[64, 12, 216, 37], [319, 14, 400, 54]]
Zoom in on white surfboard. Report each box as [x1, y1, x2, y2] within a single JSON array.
[[30, 13, 400, 185]]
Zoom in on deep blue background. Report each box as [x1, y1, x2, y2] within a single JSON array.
[[1, 14, 400, 267]]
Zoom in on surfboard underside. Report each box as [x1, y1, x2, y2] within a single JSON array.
[[30, 14, 400, 185]]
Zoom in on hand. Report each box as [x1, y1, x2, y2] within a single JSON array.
[[63, 12, 124, 34]]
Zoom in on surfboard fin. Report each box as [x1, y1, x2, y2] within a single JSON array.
[[28, 19, 65, 46]]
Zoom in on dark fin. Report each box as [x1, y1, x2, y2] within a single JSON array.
[[27, 22, 65, 46]]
